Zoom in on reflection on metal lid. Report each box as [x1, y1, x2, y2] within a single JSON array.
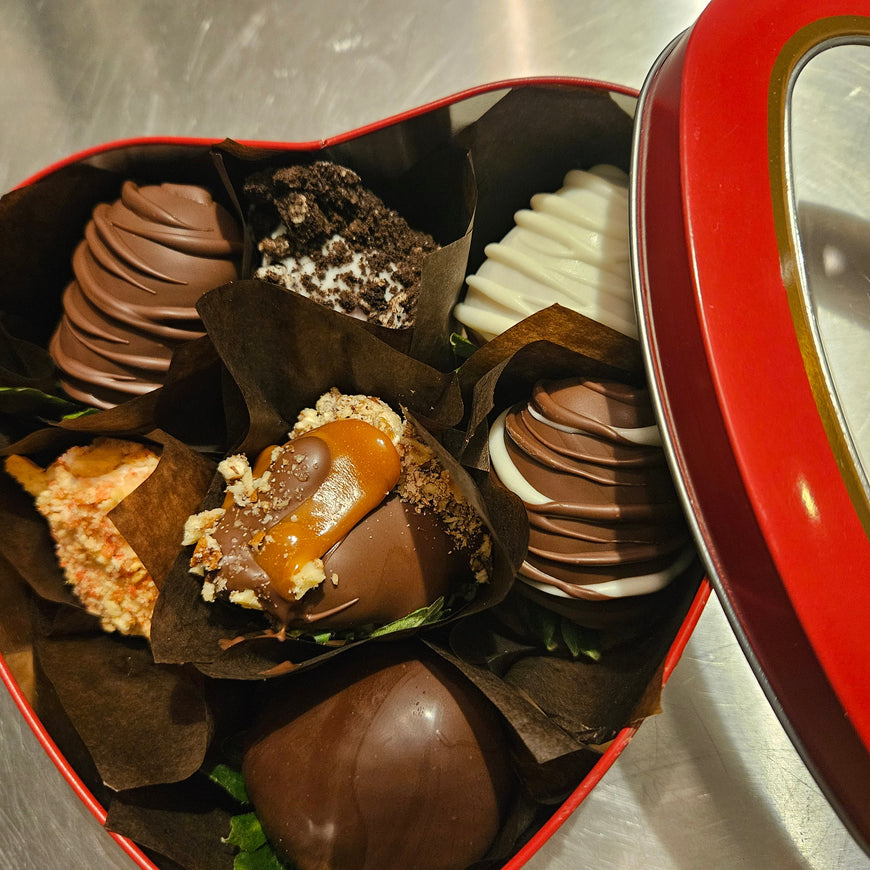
[[789, 42, 870, 532], [796, 203, 870, 507]]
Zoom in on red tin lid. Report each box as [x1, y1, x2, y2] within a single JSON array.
[[632, 0, 870, 852]]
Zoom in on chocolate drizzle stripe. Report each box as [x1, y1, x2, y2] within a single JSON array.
[[527, 511, 681, 544], [520, 546, 696, 600], [527, 403, 662, 447], [516, 408, 663, 468], [489, 410, 548, 505], [65, 321, 172, 373], [82, 223, 162, 295], [122, 180, 208, 228], [527, 529, 689, 566], [506, 411, 656, 487]]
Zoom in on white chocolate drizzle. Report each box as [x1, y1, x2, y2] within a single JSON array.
[[454, 165, 636, 341]]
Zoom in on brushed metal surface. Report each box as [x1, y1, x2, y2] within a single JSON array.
[[0, 1, 868, 868], [0, 685, 135, 869]]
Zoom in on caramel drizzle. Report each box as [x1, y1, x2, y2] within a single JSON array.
[[253, 419, 400, 601]]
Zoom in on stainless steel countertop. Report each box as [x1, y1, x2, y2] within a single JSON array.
[[0, 1, 868, 868]]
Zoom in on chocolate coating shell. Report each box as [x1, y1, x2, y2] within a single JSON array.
[[311, 493, 475, 629], [50, 181, 242, 408], [242, 643, 513, 870]]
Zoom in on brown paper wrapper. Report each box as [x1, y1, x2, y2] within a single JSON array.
[[0, 470, 74, 607], [103, 679, 262, 870], [0, 429, 219, 794], [0, 165, 126, 351], [454, 85, 634, 274], [0, 555, 37, 700], [109, 431, 218, 589], [106, 781, 237, 870], [196, 279, 466, 452], [148, 280, 523, 679], [440, 562, 702, 753], [211, 138, 476, 372], [34, 630, 213, 792]]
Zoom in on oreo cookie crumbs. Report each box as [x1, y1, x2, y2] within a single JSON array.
[[245, 161, 439, 329]]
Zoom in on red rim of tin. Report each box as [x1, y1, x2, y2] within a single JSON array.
[[632, 0, 870, 852], [1, 75, 712, 869]]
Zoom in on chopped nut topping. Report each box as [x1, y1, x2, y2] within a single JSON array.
[[190, 534, 222, 574], [182, 508, 225, 546]]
